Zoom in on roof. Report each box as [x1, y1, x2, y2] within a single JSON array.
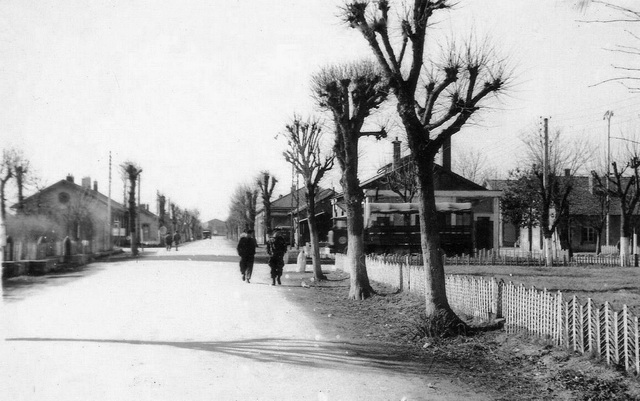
[[17, 179, 126, 211], [258, 186, 334, 214], [353, 157, 486, 197], [489, 176, 635, 216], [16, 178, 158, 217]]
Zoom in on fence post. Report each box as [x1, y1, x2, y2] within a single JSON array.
[[556, 291, 564, 347], [491, 278, 502, 319], [623, 305, 630, 372]]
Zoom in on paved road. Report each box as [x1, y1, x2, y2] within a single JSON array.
[[1, 237, 488, 401]]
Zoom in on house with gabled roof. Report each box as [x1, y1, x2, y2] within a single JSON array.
[[487, 174, 638, 253], [254, 186, 335, 246], [13, 174, 159, 252], [331, 139, 502, 255]]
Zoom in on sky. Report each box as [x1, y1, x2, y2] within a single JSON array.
[[0, 0, 638, 221]]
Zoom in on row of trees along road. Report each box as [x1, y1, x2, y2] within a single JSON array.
[[269, 1, 509, 332]]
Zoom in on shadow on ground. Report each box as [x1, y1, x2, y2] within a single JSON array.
[[6, 336, 439, 376]]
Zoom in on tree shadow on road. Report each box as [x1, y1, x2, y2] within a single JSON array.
[[6, 336, 442, 376]]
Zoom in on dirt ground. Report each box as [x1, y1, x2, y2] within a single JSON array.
[[281, 268, 640, 401]]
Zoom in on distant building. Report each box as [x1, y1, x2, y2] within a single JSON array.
[[254, 187, 335, 246], [205, 218, 228, 237], [487, 174, 636, 253], [13, 174, 159, 250]]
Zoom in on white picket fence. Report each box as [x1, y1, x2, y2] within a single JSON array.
[[334, 253, 640, 375]]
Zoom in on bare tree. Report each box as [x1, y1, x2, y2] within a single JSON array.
[[521, 125, 592, 264], [312, 60, 388, 299], [577, 1, 640, 91], [257, 171, 278, 243], [0, 149, 17, 219], [121, 162, 142, 256], [227, 183, 259, 236], [158, 192, 167, 246], [12, 150, 30, 212], [592, 155, 640, 265], [281, 115, 335, 282], [453, 148, 496, 185], [343, 1, 509, 329]]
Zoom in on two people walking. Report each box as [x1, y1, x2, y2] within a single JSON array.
[[236, 229, 287, 285], [164, 231, 181, 251]]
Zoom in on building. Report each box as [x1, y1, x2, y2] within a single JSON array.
[[254, 187, 335, 246], [331, 140, 502, 255], [488, 175, 640, 254], [14, 174, 159, 251]]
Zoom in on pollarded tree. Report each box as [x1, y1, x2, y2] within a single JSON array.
[[121, 161, 142, 256], [281, 115, 335, 282], [257, 171, 278, 243], [343, 1, 509, 329], [311, 60, 388, 300]]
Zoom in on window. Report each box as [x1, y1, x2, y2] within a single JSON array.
[[58, 192, 70, 204], [581, 227, 596, 243]]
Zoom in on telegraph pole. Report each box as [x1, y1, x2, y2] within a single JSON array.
[[543, 117, 549, 192], [604, 110, 614, 247], [107, 151, 112, 250]]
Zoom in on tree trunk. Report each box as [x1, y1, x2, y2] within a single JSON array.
[[128, 176, 138, 256], [414, 156, 465, 328], [620, 236, 630, 266], [306, 188, 326, 281], [543, 234, 553, 266], [344, 172, 373, 300]]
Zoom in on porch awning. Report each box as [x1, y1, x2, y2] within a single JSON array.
[[367, 202, 472, 214]]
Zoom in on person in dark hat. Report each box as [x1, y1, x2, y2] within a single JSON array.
[[236, 229, 257, 283], [267, 230, 287, 286]]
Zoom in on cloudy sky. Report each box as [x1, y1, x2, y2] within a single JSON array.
[[0, 0, 637, 221]]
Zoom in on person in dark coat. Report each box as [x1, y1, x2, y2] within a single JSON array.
[[237, 229, 257, 283], [165, 233, 173, 251], [268, 231, 287, 286], [173, 231, 181, 251]]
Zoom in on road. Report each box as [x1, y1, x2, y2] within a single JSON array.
[[1, 237, 488, 401]]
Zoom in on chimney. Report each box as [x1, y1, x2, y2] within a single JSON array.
[[589, 171, 595, 194], [564, 168, 571, 177], [66, 174, 74, 183], [81, 176, 91, 189], [392, 137, 401, 169], [93, 181, 98, 192], [442, 137, 451, 171]]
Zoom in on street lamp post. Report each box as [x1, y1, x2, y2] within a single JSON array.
[[604, 110, 614, 247]]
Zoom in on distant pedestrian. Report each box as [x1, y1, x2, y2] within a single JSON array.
[[173, 231, 181, 251], [165, 233, 173, 251], [268, 231, 287, 286], [237, 229, 257, 283]]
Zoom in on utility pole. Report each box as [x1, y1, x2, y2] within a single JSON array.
[[107, 151, 112, 250], [138, 172, 142, 244], [604, 110, 614, 247], [543, 117, 549, 194], [542, 117, 552, 266]]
